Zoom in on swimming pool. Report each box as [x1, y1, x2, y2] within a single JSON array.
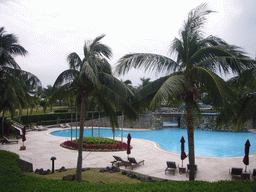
[[51, 128, 256, 157]]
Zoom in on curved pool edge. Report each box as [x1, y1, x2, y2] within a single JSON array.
[[47, 127, 256, 158]]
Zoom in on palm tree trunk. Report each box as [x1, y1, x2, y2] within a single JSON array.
[[185, 93, 195, 181], [76, 106, 78, 141], [92, 109, 94, 137], [75, 95, 86, 182]]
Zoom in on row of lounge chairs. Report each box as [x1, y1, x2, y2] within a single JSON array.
[[32, 125, 47, 131], [165, 161, 197, 177], [111, 156, 145, 170], [229, 167, 256, 180]]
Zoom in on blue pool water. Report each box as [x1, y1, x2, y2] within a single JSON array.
[[51, 128, 256, 157]]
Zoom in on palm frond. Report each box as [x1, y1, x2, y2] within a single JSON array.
[[67, 52, 82, 70], [136, 74, 184, 110], [183, 3, 214, 35], [53, 69, 78, 88], [190, 45, 254, 75], [115, 53, 178, 76], [193, 66, 237, 108], [79, 61, 100, 87]]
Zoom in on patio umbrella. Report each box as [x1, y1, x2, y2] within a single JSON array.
[[180, 136, 187, 167], [22, 126, 26, 146], [243, 139, 250, 172], [127, 133, 132, 158], [7, 123, 10, 137]]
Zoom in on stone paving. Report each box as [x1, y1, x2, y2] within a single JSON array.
[[1, 127, 256, 182]]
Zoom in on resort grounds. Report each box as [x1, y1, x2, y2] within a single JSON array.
[[1, 127, 256, 182]]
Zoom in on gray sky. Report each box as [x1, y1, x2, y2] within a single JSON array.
[[1, 0, 255, 88]]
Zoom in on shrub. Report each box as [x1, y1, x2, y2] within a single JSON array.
[[61, 137, 129, 151], [54, 109, 68, 113]]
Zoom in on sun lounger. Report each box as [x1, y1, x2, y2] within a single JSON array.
[[1, 136, 19, 144], [186, 164, 198, 177], [125, 157, 145, 170], [165, 161, 177, 175], [110, 156, 128, 167], [229, 167, 243, 180], [60, 124, 70, 128], [34, 126, 47, 131]]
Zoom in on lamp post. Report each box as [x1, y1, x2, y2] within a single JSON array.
[[50, 156, 56, 173]]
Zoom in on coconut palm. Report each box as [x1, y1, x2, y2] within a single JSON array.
[[217, 69, 256, 130], [53, 34, 137, 182], [0, 27, 41, 133], [115, 4, 254, 180], [0, 27, 27, 68]]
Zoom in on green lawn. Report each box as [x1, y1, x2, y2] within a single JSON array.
[[1, 150, 256, 191]]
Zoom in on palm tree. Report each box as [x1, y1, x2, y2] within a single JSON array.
[[115, 3, 254, 180], [217, 68, 256, 130], [0, 27, 41, 133], [137, 77, 151, 90], [0, 27, 27, 68], [53, 34, 137, 182]]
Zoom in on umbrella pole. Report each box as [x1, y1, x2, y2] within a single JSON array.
[[182, 160, 183, 167]]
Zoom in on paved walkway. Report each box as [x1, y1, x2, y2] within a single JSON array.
[[1, 127, 256, 182]]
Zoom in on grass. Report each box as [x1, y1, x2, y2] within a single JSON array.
[[2, 150, 256, 191], [3, 105, 71, 118]]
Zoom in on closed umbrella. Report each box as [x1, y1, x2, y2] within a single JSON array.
[[180, 136, 187, 167], [7, 123, 10, 137], [127, 133, 132, 158], [243, 139, 250, 172], [22, 126, 26, 146]]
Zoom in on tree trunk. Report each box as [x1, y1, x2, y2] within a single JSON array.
[[92, 109, 94, 137], [185, 92, 195, 181], [75, 95, 86, 182]]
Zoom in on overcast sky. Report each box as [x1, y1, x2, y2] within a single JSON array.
[[1, 0, 255, 88]]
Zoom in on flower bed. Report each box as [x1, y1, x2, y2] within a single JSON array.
[[60, 137, 131, 151]]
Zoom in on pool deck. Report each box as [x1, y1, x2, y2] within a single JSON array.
[[1, 127, 256, 182]]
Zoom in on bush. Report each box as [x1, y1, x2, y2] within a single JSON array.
[[54, 109, 68, 113], [61, 137, 129, 151]]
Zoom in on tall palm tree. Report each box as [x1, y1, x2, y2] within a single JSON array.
[[0, 27, 41, 132], [53, 34, 137, 182], [115, 4, 254, 180]]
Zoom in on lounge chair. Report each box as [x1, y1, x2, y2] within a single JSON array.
[[229, 167, 243, 180], [186, 164, 198, 177], [125, 157, 145, 170], [60, 124, 70, 128], [34, 126, 47, 131], [110, 156, 128, 167], [165, 161, 177, 175], [1, 136, 19, 144], [252, 169, 256, 180]]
